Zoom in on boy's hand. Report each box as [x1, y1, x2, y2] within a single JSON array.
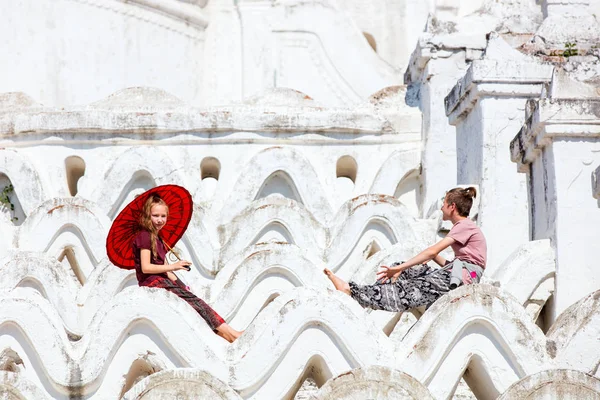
[[376, 265, 401, 283]]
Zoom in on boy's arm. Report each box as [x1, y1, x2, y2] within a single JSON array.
[[432, 254, 449, 267]]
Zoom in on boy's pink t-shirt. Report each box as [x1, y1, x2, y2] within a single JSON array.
[[447, 218, 487, 268]]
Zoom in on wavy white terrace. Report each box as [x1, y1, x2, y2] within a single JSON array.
[[0, 285, 599, 399], [1, 0, 600, 398]]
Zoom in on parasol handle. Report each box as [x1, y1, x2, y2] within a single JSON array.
[[160, 237, 191, 271]]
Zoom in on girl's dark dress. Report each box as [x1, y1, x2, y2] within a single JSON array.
[[133, 230, 225, 331]]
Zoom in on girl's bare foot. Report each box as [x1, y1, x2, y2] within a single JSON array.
[[323, 268, 351, 295], [216, 323, 243, 343]]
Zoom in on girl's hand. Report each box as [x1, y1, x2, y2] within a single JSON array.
[[376, 265, 401, 283], [172, 260, 192, 271]]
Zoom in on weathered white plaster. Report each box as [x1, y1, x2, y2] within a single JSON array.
[[123, 369, 243, 400], [396, 284, 551, 399], [0, 258, 592, 399], [445, 33, 554, 268], [1, 1, 401, 107], [0, 371, 52, 400], [0, 1, 599, 398], [405, 44, 470, 217], [14, 198, 111, 275], [0, 1, 207, 107], [0, 80, 595, 398], [546, 289, 600, 374], [0, 148, 46, 218], [498, 369, 600, 399], [311, 365, 435, 400], [537, 0, 600, 48], [593, 165, 600, 199], [405, 0, 545, 218], [511, 75, 600, 320], [482, 239, 555, 322], [340, 0, 489, 71]]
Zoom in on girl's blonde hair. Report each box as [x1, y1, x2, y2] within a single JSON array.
[[140, 194, 169, 259]]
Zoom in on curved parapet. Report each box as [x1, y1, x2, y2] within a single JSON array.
[[0, 251, 81, 332], [547, 290, 600, 373], [1, 242, 414, 338], [0, 288, 228, 396], [217, 196, 326, 269], [227, 287, 395, 399], [368, 149, 420, 197], [76, 258, 134, 321], [326, 195, 421, 271], [78, 146, 187, 220], [0, 252, 135, 335], [312, 366, 434, 400], [0, 371, 52, 400], [0, 286, 393, 398], [396, 284, 551, 400], [348, 241, 425, 287], [165, 203, 218, 280], [15, 198, 111, 275], [211, 243, 329, 328], [498, 369, 600, 399], [0, 148, 46, 217], [123, 369, 242, 400], [219, 146, 332, 225], [483, 239, 555, 320], [2, 280, 594, 399], [217, 193, 428, 281]]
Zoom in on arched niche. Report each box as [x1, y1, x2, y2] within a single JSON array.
[[200, 156, 221, 198], [336, 155, 358, 183], [363, 32, 377, 52], [200, 157, 221, 180], [65, 156, 86, 196], [0, 174, 26, 225]]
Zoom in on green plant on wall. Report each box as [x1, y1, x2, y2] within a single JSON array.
[[0, 184, 18, 221], [564, 42, 578, 58]]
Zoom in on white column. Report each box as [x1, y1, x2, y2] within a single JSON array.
[[445, 34, 553, 270], [511, 94, 600, 321], [405, 35, 485, 217], [593, 165, 600, 200]]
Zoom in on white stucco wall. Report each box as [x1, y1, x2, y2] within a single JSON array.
[[1, 0, 207, 106], [512, 96, 600, 320], [1, 0, 401, 108], [551, 139, 600, 314], [1, 1, 600, 399]]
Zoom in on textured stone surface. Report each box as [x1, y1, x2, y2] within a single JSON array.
[[0, 1, 599, 399], [498, 369, 600, 400], [445, 33, 554, 268], [510, 77, 600, 319], [311, 366, 434, 400]]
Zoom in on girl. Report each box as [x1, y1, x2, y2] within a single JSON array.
[[133, 194, 242, 342], [324, 187, 486, 313]]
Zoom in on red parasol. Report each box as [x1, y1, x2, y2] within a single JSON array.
[[106, 184, 193, 269]]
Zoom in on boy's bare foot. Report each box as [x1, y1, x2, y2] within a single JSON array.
[[323, 268, 351, 295]]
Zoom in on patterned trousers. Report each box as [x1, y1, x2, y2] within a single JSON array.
[[143, 276, 225, 331], [349, 264, 452, 313]]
